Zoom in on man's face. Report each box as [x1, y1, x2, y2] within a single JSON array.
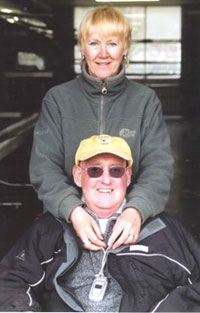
[[73, 153, 132, 218]]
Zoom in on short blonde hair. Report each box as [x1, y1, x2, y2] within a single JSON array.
[[78, 6, 132, 54]]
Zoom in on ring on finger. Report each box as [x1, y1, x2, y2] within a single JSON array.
[[128, 234, 135, 240]]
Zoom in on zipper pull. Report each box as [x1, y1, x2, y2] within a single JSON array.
[[101, 83, 108, 95]]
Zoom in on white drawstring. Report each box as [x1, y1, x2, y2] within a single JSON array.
[[95, 247, 109, 278]]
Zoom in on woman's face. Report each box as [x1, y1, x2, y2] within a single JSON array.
[[84, 33, 127, 80]]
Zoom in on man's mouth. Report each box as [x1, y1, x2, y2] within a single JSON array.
[[97, 188, 113, 193]]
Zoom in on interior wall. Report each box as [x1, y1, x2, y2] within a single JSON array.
[[181, 4, 200, 117]]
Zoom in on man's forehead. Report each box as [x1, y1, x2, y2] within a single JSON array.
[[80, 153, 126, 165]]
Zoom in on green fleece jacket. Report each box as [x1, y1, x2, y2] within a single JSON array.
[[29, 64, 174, 223]]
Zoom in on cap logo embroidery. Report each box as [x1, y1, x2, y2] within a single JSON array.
[[97, 136, 110, 144]]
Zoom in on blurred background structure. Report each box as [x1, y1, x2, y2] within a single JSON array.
[[0, 0, 200, 259]]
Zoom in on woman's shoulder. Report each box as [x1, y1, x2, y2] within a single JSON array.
[[126, 79, 158, 104], [127, 79, 155, 95], [45, 77, 79, 98]]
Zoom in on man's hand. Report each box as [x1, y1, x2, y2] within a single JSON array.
[[107, 207, 142, 249], [70, 206, 107, 251]]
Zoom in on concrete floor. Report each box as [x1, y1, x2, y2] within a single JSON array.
[[0, 115, 200, 259]]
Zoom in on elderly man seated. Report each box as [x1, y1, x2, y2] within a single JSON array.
[[0, 134, 200, 312]]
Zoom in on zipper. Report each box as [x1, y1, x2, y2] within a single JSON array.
[[116, 252, 192, 274], [99, 82, 108, 134]]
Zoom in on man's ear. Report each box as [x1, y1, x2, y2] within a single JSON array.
[[72, 165, 82, 188], [126, 167, 132, 187]]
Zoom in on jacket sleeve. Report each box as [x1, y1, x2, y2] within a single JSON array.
[[125, 91, 174, 222], [153, 217, 200, 312], [0, 215, 63, 312], [29, 92, 84, 221]]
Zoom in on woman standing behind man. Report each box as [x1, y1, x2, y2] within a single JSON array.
[[30, 6, 174, 250]]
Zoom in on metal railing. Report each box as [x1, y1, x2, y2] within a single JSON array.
[[0, 112, 39, 161]]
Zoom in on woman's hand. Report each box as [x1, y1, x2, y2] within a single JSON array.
[[107, 207, 142, 249], [70, 206, 107, 251]]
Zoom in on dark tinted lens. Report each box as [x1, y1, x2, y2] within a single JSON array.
[[87, 166, 103, 178], [109, 167, 125, 178]]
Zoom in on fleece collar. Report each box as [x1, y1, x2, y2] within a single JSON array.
[[78, 60, 128, 97]]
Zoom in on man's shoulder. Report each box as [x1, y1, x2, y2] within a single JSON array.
[[143, 212, 182, 232], [143, 212, 194, 244], [30, 213, 64, 238]]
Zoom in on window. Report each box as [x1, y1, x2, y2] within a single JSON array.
[[74, 6, 181, 80], [17, 52, 45, 71]]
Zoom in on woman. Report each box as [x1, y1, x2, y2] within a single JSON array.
[[30, 6, 174, 250]]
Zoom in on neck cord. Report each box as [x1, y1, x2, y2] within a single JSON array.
[[95, 247, 109, 278]]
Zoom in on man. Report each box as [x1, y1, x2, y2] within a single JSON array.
[[0, 134, 200, 312]]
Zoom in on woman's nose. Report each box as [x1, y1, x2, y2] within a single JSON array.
[[99, 44, 108, 57]]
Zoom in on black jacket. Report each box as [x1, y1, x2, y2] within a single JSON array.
[[0, 212, 200, 312]]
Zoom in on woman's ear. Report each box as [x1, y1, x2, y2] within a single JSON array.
[[72, 165, 82, 188], [123, 43, 128, 59]]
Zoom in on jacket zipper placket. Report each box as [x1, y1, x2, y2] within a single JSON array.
[[54, 241, 84, 312], [55, 262, 84, 311], [99, 81, 108, 134], [105, 248, 127, 312]]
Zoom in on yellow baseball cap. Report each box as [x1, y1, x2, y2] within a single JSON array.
[[75, 134, 133, 167]]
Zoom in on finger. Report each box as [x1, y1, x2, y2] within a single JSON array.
[[113, 228, 141, 249], [110, 219, 137, 248], [108, 218, 133, 248], [107, 223, 124, 248], [127, 233, 136, 242], [124, 233, 136, 245], [82, 239, 102, 251], [85, 225, 106, 248], [91, 220, 104, 241], [112, 227, 131, 249], [80, 226, 106, 249], [87, 234, 107, 248]]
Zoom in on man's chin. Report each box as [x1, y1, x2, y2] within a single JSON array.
[[95, 208, 117, 219]]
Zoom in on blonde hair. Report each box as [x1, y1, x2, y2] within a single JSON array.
[[78, 6, 132, 54]]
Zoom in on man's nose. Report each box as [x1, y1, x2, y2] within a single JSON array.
[[101, 169, 112, 184]]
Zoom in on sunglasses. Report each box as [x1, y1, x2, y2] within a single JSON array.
[[80, 165, 127, 178]]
